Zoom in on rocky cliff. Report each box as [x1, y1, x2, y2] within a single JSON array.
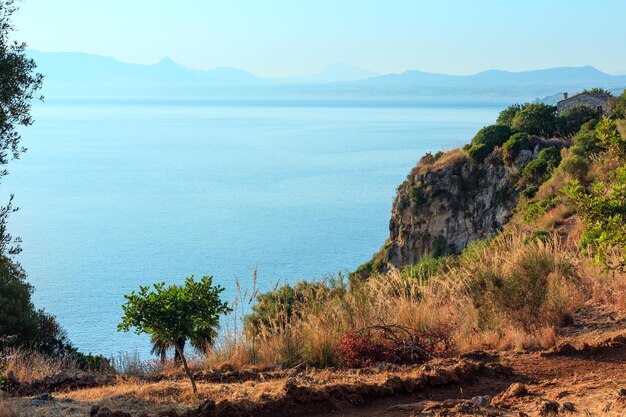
[[355, 138, 566, 277]]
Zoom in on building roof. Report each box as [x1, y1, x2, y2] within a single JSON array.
[[557, 91, 612, 105]]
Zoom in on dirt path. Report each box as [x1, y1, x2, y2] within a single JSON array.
[[312, 306, 626, 417], [4, 306, 625, 417]]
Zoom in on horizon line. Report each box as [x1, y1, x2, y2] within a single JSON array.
[[26, 48, 626, 79]]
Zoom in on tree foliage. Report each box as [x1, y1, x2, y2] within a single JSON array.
[[582, 87, 612, 95], [595, 115, 626, 159], [245, 278, 346, 335], [511, 103, 557, 137], [118, 276, 232, 394], [502, 132, 532, 162], [517, 146, 562, 187], [467, 124, 512, 161], [564, 167, 626, 270], [556, 105, 599, 137], [571, 120, 602, 157], [0, 255, 71, 354], [609, 89, 626, 119], [0, 1, 74, 357], [0, 0, 43, 172], [496, 104, 523, 128]]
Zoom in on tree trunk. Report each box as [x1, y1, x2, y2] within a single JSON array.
[[174, 338, 186, 363], [173, 340, 197, 396]]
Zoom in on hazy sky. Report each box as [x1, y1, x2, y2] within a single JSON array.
[[13, 0, 626, 76]]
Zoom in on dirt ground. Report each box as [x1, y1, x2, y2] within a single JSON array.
[[3, 304, 625, 417]]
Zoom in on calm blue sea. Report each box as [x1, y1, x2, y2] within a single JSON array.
[[3, 98, 501, 357]]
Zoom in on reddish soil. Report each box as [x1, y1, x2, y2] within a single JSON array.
[[314, 305, 626, 417], [6, 305, 626, 417]]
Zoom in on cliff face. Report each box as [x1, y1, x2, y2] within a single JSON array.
[[383, 143, 552, 270]]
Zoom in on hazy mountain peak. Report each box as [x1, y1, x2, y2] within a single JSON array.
[[154, 56, 180, 67]]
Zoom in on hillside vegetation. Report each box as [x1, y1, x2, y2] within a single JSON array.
[[231, 91, 626, 369]]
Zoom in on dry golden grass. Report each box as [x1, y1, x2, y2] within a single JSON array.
[[204, 231, 617, 368], [430, 148, 466, 171], [1, 349, 81, 382], [6, 233, 621, 381], [535, 204, 572, 231], [578, 257, 626, 311], [408, 148, 466, 178], [25, 366, 427, 416], [2, 229, 624, 417]]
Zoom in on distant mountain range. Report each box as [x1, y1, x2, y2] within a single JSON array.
[[359, 66, 626, 99], [269, 63, 379, 84], [28, 50, 626, 101]]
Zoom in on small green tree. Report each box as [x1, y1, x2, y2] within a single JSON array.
[[511, 103, 557, 137], [496, 103, 523, 127], [564, 167, 626, 270], [118, 276, 232, 394], [609, 89, 626, 118], [595, 115, 626, 159], [466, 124, 512, 161]]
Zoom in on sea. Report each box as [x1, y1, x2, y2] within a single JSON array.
[[2, 96, 503, 358]]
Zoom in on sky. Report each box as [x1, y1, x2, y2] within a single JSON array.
[[12, 0, 626, 77]]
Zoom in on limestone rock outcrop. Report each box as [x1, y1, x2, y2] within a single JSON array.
[[375, 139, 564, 272]]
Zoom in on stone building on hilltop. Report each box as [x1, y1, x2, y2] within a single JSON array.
[[557, 91, 611, 115]]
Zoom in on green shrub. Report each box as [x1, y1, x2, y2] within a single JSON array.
[[518, 147, 562, 186], [556, 105, 599, 137], [401, 256, 450, 282], [407, 184, 427, 206], [523, 196, 559, 223], [467, 241, 575, 329], [511, 103, 557, 137], [564, 167, 626, 269], [0, 255, 75, 356], [496, 104, 523, 127], [461, 238, 494, 262], [571, 120, 602, 157], [245, 278, 346, 334], [582, 87, 612, 95], [467, 143, 490, 161], [521, 185, 539, 199], [558, 153, 588, 180], [609, 89, 626, 118], [502, 132, 532, 162], [351, 257, 382, 281], [75, 352, 114, 373], [350, 242, 392, 282], [595, 115, 626, 159], [467, 124, 512, 161]]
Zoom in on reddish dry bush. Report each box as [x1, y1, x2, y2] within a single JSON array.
[[337, 325, 454, 368]]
